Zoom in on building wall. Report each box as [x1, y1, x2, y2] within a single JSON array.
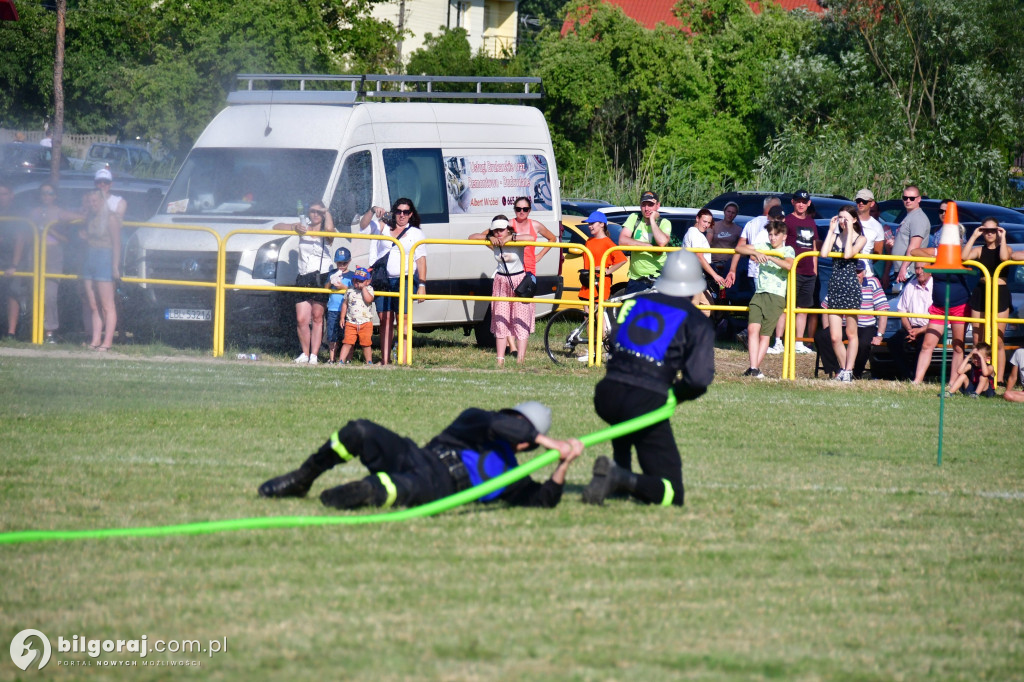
[[372, 0, 517, 63]]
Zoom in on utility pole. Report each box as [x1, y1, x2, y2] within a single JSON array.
[[50, 0, 66, 184]]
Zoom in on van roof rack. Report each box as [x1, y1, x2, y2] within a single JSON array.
[[230, 74, 543, 105]]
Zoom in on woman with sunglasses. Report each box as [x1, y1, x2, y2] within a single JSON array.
[[963, 218, 1012, 382], [360, 199, 427, 364], [274, 200, 336, 364], [509, 197, 556, 277], [30, 184, 80, 342]]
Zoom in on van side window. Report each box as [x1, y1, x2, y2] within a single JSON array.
[[329, 151, 372, 232], [382, 149, 448, 224]]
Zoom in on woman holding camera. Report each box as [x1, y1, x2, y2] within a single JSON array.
[[274, 200, 336, 364], [819, 204, 867, 382], [964, 218, 1012, 382], [469, 216, 532, 367], [359, 198, 427, 364]]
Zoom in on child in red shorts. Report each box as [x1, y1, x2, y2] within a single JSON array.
[[340, 267, 376, 365]]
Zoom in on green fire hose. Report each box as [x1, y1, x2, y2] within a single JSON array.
[[0, 395, 676, 545]]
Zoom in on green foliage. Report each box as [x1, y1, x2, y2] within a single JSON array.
[[0, 2, 57, 128], [1, 0, 399, 155]]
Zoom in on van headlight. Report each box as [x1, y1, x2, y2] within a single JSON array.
[[123, 234, 143, 279], [253, 238, 285, 281]]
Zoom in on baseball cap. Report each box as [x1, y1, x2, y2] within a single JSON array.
[[640, 190, 659, 204], [792, 189, 810, 201], [856, 260, 868, 272], [94, 168, 113, 182], [767, 206, 785, 219], [854, 188, 875, 202], [352, 267, 370, 281], [583, 210, 608, 224]]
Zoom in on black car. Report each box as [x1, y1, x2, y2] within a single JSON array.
[[0, 142, 72, 182], [561, 198, 612, 217], [704, 191, 851, 219], [876, 198, 1024, 228]]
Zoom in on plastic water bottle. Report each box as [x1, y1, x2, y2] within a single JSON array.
[[236, 353, 259, 361]]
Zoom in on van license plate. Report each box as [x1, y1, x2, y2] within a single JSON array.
[[165, 308, 212, 322]]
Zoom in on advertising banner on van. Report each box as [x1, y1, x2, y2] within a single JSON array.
[[445, 155, 552, 214]]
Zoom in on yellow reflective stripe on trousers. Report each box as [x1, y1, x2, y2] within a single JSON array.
[[376, 473, 397, 509], [330, 431, 353, 462], [660, 479, 674, 507]]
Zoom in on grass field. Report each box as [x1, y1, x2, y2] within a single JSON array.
[[1, 340, 1023, 681]]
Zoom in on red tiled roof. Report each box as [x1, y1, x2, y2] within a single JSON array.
[[0, 0, 19, 21], [561, 0, 823, 34]]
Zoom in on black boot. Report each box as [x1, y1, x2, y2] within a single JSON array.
[[582, 456, 637, 506], [320, 478, 386, 510], [258, 444, 343, 498]]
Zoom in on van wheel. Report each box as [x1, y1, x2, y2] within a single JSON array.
[[474, 309, 496, 348]]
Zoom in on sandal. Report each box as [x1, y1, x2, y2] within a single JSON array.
[[93, 345, 110, 352]]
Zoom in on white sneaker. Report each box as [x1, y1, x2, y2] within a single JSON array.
[[794, 342, 814, 354], [765, 339, 784, 355], [835, 369, 853, 382], [294, 353, 309, 363], [308, 355, 318, 365]]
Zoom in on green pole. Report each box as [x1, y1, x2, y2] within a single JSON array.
[[926, 268, 968, 466], [0, 395, 678, 545], [936, 281, 950, 466]]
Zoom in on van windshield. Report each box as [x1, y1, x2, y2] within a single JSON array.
[[161, 148, 337, 217]]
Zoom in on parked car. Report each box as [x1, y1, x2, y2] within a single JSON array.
[[558, 206, 751, 299], [0, 142, 72, 182], [561, 198, 612, 217], [11, 176, 170, 223], [703, 191, 852, 220], [876, 198, 1024, 229], [81, 143, 155, 175]]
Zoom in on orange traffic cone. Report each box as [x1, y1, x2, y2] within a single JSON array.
[[930, 201, 971, 271]]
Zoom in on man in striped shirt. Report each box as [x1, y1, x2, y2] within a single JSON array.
[[814, 260, 890, 379]]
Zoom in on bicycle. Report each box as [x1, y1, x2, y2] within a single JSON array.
[[543, 289, 646, 364]]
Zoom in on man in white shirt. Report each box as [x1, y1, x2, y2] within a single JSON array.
[[729, 200, 783, 349], [854, 188, 884, 256], [887, 263, 933, 379]]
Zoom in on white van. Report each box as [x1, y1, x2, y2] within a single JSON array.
[[123, 74, 561, 345]]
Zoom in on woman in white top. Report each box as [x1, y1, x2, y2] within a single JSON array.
[[274, 200, 336, 364], [681, 208, 721, 317], [469, 216, 533, 367], [359, 198, 427, 364]]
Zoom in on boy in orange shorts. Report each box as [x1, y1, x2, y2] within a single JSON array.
[[340, 267, 376, 364]]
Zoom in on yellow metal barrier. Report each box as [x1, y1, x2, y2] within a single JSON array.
[[991, 259, 1024, 387], [115, 222, 224, 350], [401, 239, 597, 366], [35, 220, 74, 345], [215, 230, 404, 357], [593, 245, 750, 367], [781, 253, 990, 381], [0, 217, 41, 343]]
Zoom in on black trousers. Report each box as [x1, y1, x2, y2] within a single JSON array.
[[318, 419, 454, 507], [594, 379, 684, 506], [814, 323, 877, 378], [887, 326, 926, 380]]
